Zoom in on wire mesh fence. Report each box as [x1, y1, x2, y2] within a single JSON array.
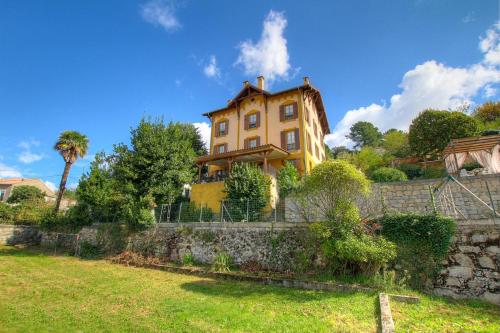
[[155, 199, 289, 223]]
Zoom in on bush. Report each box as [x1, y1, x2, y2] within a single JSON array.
[[370, 167, 408, 183], [182, 252, 195, 266], [379, 213, 456, 289], [7, 185, 45, 204], [224, 163, 270, 222], [421, 167, 447, 179], [79, 241, 101, 259], [277, 161, 300, 198], [294, 161, 396, 276], [212, 251, 232, 272], [397, 164, 423, 180], [0, 201, 53, 225], [462, 161, 482, 171]]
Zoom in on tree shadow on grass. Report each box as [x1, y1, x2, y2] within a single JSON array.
[[0, 245, 71, 258], [181, 279, 378, 303]]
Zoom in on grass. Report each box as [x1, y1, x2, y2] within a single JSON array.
[[0, 246, 498, 333]]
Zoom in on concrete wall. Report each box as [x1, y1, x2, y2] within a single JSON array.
[[434, 224, 500, 305]]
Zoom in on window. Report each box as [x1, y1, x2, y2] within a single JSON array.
[[0, 189, 5, 201], [284, 104, 294, 119], [214, 144, 227, 154], [313, 122, 318, 138], [219, 121, 227, 135], [305, 107, 310, 124], [248, 114, 257, 128], [315, 144, 320, 159], [287, 131, 296, 151], [248, 138, 258, 148]]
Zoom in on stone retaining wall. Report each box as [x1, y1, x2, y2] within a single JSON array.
[[434, 224, 500, 305], [126, 222, 310, 270], [0, 224, 41, 246]]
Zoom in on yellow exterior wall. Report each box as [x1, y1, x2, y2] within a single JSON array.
[[190, 181, 225, 212]]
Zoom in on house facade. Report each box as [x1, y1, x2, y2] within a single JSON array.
[[0, 178, 56, 202], [191, 76, 330, 211]]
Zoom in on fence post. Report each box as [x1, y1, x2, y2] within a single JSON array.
[[274, 202, 277, 223], [199, 203, 203, 222], [484, 180, 498, 221], [246, 199, 249, 222], [428, 185, 437, 214], [167, 201, 172, 222], [178, 202, 182, 223], [220, 200, 224, 223]]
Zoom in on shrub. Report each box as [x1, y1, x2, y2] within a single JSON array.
[[0, 201, 53, 225], [421, 167, 447, 179], [397, 164, 423, 180], [277, 161, 300, 198], [462, 161, 482, 171], [177, 202, 213, 222], [379, 213, 456, 289], [182, 252, 195, 266], [212, 251, 232, 272], [7, 185, 44, 204], [0, 202, 14, 223], [473, 101, 500, 122], [370, 167, 408, 183], [79, 241, 101, 259], [294, 161, 396, 276], [224, 163, 270, 222]]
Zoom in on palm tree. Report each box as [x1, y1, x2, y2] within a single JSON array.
[[54, 131, 89, 211]]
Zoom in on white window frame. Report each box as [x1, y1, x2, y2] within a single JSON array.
[[248, 138, 258, 148], [217, 145, 225, 154]]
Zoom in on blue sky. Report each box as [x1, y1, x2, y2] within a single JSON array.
[[0, 0, 499, 190]]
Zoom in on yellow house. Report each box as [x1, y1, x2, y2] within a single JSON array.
[[191, 76, 330, 211]]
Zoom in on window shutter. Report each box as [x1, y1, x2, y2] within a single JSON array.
[[215, 123, 220, 137], [293, 102, 298, 119], [256, 136, 260, 146], [244, 115, 249, 130], [294, 128, 300, 149], [281, 131, 286, 149], [256, 112, 261, 128], [244, 138, 248, 149], [224, 143, 228, 152], [279, 105, 285, 121], [225, 120, 229, 134]]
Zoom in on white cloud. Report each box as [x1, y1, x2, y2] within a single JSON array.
[[484, 84, 497, 97], [325, 22, 500, 148], [462, 12, 476, 24], [67, 183, 79, 190], [193, 122, 211, 151], [0, 163, 22, 178], [43, 181, 57, 192], [203, 55, 221, 79], [17, 140, 44, 164], [141, 0, 180, 32], [19, 151, 44, 164], [175, 79, 182, 87], [236, 10, 296, 84]]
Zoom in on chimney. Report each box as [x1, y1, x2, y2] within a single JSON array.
[[303, 77, 310, 86], [257, 76, 265, 90]]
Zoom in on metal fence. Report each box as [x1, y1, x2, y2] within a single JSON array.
[[155, 199, 288, 223]]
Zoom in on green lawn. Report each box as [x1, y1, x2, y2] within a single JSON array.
[[0, 246, 498, 333]]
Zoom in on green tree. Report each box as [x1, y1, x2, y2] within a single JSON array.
[[7, 185, 44, 204], [338, 146, 391, 175], [346, 121, 382, 149], [473, 101, 500, 122], [408, 109, 479, 158], [328, 145, 351, 159], [224, 163, 270, 222], [74, 152, 126, 224], [277, 161, 300, 198], [382, 129, 410, 158], [54, 131, 89, 212], [113, 118, 201, 205]]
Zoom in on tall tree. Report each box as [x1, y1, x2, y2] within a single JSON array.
[[113, 118, 201, 205], [346, 121, 382, 149], [54, 131, 89, 211], [382, 129, 411, 158], [408, 109, 479, 158]]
